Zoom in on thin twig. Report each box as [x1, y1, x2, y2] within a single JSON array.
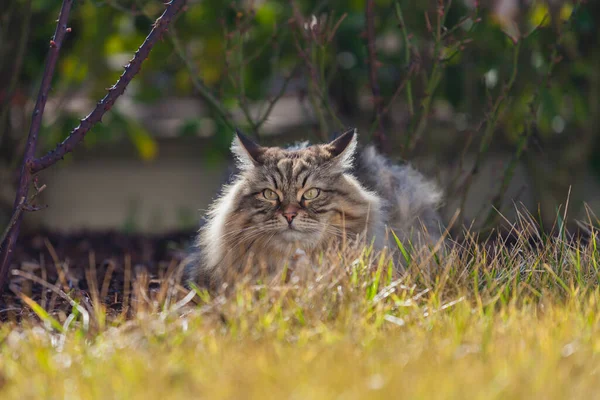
[[0, 197, 26, 249], [405, 0, 454, 156], [393, 0, 414, 117], [288, 1, 345, 139], [365, 0, 386, 151], [109, 0, 236, 132], [0, 0, 74, 289], [458, 40, 522, 223], [0, 180, 45, 247], [368, 63, 416, 138], [255, 63, 302, 130]]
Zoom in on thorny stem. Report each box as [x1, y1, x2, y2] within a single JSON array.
[[29, 0, 187, 173], [0, 0, 74, 289], [0, 0, 188, 290], [123, 0, 236, 132]]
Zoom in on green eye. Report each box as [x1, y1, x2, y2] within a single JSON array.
[[303, 188, 320, 200], [263, 189, 279, 201]]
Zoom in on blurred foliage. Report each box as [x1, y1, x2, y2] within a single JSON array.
[[0, 0, 599, 229]]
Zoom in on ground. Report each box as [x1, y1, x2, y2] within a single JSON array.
[[2, 229, 194, 315], [1, 225, 600, 399]]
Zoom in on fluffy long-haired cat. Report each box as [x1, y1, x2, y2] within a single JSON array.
[[184, 128, 443, 288]]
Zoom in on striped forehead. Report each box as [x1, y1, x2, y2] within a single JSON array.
[[268, 155, 313, 189]]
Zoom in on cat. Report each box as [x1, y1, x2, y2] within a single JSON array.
[[184, 128, 444, 288]]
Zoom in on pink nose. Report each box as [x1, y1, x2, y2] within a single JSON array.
[[282, 204, 299, 224]]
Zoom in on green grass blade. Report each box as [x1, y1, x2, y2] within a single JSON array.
[[18, 292, 65, 333], [391, 230, 412, 265]]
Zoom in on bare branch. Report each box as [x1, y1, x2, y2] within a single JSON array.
[[29, 0, 188, 173], [102, 0, 236, 132], [0, 0, 74, 289], [288, 1, 346, 140], [456, 40, 522, 225], [0, 181, 46, 247], [368, 63, 416, 138], [0, 0, 188, 290]]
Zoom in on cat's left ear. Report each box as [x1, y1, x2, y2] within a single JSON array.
[[326, 127, 357, 169], [231, 128, 265, 169]]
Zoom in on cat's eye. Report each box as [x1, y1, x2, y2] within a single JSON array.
[[303, 188, 320, 200], [263, 189, 279, 201]]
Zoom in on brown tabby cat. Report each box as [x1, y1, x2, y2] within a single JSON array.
[[185, 128, 443, 288]]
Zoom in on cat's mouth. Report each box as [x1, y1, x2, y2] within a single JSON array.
[[279, 228, 307, 241]]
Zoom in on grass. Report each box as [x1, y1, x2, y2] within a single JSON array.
[[3, 209, 600, 399]]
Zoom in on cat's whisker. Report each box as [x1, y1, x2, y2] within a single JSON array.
[[215, 227, 261, 243], [321, 223, 346, 235], [234, 225, 282, 245], [216, 228, 277, 268], [215, 221, 280, 242]]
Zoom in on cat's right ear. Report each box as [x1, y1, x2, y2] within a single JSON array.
[[231, 129, 264, 169]]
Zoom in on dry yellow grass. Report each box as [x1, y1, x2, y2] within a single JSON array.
[[2, 211, 600, 399]]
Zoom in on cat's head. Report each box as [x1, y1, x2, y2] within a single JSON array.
[[223, 128, 379, 251]]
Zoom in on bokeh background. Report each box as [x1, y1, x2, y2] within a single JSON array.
[[1, 0, 599, 238]]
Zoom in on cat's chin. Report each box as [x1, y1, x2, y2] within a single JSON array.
[[277, 228, 312, 244]]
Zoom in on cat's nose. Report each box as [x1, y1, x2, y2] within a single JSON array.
[[283, 212, 297, 224], [282, 205, 299, 224]]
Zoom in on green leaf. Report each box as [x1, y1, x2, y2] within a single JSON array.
[[125, 119, 158, 161], [256, 2, 278, 26]]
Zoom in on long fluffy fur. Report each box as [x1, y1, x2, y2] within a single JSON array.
[[184, 130, 443, 288]]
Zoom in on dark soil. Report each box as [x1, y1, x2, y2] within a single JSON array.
[[1, 229, 196, 319]]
